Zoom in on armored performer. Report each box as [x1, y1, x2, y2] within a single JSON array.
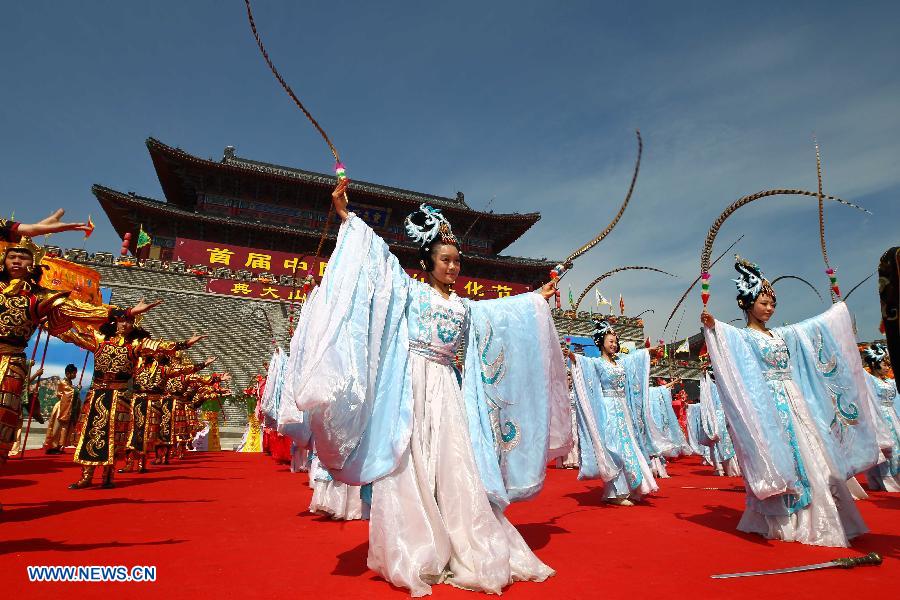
[[122, 353, 216, 473], [1, 235, 154, 507], [60, 315, 205, 489], [156, 356, 225, 464]]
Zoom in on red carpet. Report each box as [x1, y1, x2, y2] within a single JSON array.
[[1, 452, 896, 598]]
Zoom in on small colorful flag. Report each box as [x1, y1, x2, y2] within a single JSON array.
[[84, 215, 95, 239], [596, 288, 611, 307], [675, 338, 690, 354], [136, 225, 151, 248], [568, 286, 575, 309], [619, 294, 625, 316]]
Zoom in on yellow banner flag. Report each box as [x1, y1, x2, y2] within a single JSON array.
[[40, 257, 103, 305]]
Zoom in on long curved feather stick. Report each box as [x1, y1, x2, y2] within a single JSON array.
[[700, 189, 869, 276], [843, 273, 874, 301], [243, 0, 343, 258], [663, 235, 744, 333], [563, 130, 643, 267], [572, 265, 675, 313], [771, 274, 825, 303]]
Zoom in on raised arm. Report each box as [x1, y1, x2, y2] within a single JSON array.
[[332, 177, 350, 222], [42, 296, 163, 336], [138, 334, 207, 357], [168, 357, 217, 378], [55, 326, 100, 352]]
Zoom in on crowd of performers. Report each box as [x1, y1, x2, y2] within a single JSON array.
[[231, 179, 898, 596], [0, 213, 230, 506], [3, 187, 899, 597]]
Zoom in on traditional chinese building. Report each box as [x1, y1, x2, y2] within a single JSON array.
[[92, 138, 560, 302]]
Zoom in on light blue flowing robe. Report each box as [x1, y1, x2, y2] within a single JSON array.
[[865, 373, 900, 479], [571, 350, 657, 495], [648, 386, 691, 457], [283, 213, 571, 508], [686, 403, 712, 462], [704, 302, 881, 516]]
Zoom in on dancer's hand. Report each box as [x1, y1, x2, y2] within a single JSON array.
[[700, 311, 715, 329], [186, 334, 208, 347], [203, 357, 217, 368], [128, 298, 163, 316], [17, 209, 91, 236], [332, 178, 350, 221], [539, 279, 557, 300]]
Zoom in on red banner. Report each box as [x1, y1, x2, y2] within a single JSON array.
[[175, 238, 324, 278], [181, 238, 531, 301], [206, 272, 529, 302], [206, 279, 308, 302]]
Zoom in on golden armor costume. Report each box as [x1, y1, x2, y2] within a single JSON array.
[[124, 354, 205, 472], [167, 371, 221, 460], [60, 326, 191, 488], [1, 237, 115, 464]]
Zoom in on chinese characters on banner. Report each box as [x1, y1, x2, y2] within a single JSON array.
[[183, 239, 530, 301], [175, 238, 327, 278], [206, 271, 527, 302]]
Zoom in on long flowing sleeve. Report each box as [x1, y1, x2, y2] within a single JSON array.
[[570, 355, 622, 482], [704, 320, 801, 499], [648, 386, 686, 457], [278, 332, 312, 448], [286, 213, 413, 485], [620, 349, 655, 457], [42, 293, 117, 336], [460, 292, 572, 505], [55, 326, 101, 352], [777, 302, 883, 477], [698, 374, 721, 446], [259, 349, 283, 421], [686, 403, 708, 458], [666, 388, 693, 455]]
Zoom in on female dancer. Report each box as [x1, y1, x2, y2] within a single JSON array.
[[283, 178, 570, 596], [699, 371, 741, 477], [701, 257, 882, 546], [568, 319, 659, 505], [862, 343, 899, 491]]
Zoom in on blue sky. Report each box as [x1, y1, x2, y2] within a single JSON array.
[[2, 1, 898, 342]]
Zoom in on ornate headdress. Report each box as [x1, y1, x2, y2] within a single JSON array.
[[862, 343, 888, 369], [734, 255, 776, 310], [1, 237, 48, 270], [591, 318, 616, 347], [404, 204, 458, 248]]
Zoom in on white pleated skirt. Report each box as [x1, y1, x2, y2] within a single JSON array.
[[737, 380, 868, 547], [367, 354, 553, 597]]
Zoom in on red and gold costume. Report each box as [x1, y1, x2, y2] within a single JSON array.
[[157, 362, 218, 462], [184, 377, 225, 452], [173, 372, 222, 458], [0, 218, 22, 243], [60, 326, 188, 487], [672, 388, 689, 438], [1, 242, 114, 464], [124, 355, 205, 472]]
